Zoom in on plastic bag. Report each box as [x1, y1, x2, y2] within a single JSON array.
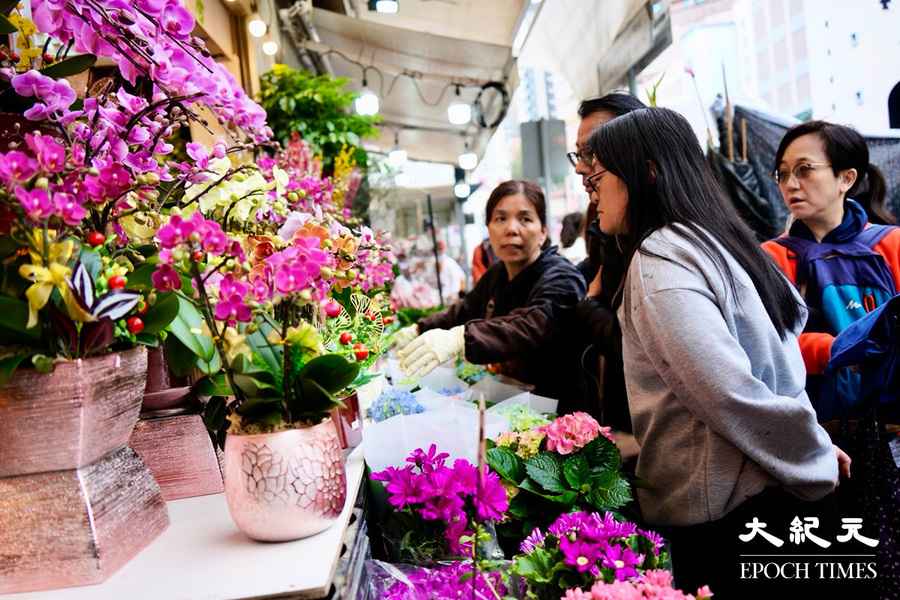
[[418, 365, 468, 396], [365, 559, 517, 600], [363, 401, 510, 472], [487, 391, 558, 416], [470, 376, 533, 405]]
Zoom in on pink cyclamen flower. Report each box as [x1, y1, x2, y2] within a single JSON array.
[[151, 264, 182, 292]]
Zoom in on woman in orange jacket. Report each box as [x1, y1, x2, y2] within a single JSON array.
[[762, 120, 899, 418]]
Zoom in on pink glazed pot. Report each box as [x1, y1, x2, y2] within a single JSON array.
[[223, 419, 347, 542]]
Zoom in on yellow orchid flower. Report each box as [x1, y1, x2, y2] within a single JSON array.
[[18, 234, 75, 328], [222, 326, 251, 364], [285, 321, 324, 357]]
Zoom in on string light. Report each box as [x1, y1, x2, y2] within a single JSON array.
[[355, 77, 380, 116], [248, 14, 267, 38], [262, 39, 279, 56], [458, 141, 477, 170], [447, 84, 471, 125]]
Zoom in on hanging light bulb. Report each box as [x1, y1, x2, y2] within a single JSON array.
[[447, 85, 471, 125], [454, 182, 471, 198], [394, 172, 410, 187], [458, 141, 477, 170], [262, 39, 279, 56], [248, 14, 267, 38], [388, 131, 407, 168], [354, 77, 380, 116], [375, 0, 399, 13]]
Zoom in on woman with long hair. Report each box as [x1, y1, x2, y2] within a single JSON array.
[[393, 180, 586, 406], [586, 108, 845, 595]]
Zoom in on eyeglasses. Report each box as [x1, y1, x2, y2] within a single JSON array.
[[773, 162, 831, 185], [585, 169, 607, 194], [567, 148, 594, 168]]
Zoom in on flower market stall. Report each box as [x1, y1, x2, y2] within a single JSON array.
[[0, 1, 713, 599]]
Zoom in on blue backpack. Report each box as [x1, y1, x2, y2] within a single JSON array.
[[775, 225, 897, 420]]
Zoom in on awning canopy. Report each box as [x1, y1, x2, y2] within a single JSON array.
[[282, 0, 527, 164]]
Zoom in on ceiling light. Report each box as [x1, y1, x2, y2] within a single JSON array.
[[458, 141, 477, 170], [262, 40, 279, 56], [454, 182, 471, 198], [388, 148, 407, 168], [376, 0, 399, 13], [248, 15, 267, 38], [447, 85, 471, 125], [354, 79, 379, 116]]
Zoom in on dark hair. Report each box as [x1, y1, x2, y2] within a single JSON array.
[[485, 180, 547, 226], [560, 212, 583, 248], [588, 107, 802, 338], [774, 120, 895, 225], [578, 92, 647, 119]]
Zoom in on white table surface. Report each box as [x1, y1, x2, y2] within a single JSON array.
[[4, 446, 366, 600]]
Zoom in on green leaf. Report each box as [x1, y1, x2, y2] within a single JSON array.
[[0, 297, 39, 339], [486, 446, 524, 484], [165, 335, 197, 378], [506, 492, 532, 519], [195, 373, 233, 397], [583, 435, 621, 472], [299, 354, 360, 394], [233, 373, 277, 397], [79, 249, 102, 280], [39, 54, 97, 78], [140, 291, 179, 335], [235, 395, 282, 417], [563, 454, 590, 489], [586, 471, 633, 510], [0, 353, 28, 385], [524, 452, 567, 493], [290, 377, 340, 419], [202, 395, 228, 450], [512, 546, 556, 583], [167, 294, 215, 361], [518, 479, 578, 505], [0, 14, 15, 34], [245, 320, 282, 376], [195, 345, 222, 375]]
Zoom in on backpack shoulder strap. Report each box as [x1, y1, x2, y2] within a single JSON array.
[[773, 235, 816, 258], [854, 224, 894, 249]]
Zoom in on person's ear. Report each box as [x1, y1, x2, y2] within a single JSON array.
[[839, 168, 857, 194]]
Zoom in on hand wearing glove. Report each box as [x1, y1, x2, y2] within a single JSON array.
[[398, 325, 466, 379], [392, 324, 419, 353]]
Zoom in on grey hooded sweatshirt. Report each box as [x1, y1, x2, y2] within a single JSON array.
[[617, 225, 838, 527]]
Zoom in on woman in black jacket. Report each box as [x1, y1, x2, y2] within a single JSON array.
[[395, 180, 586, 408]]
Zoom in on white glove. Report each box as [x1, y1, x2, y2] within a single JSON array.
[[392, 324, 419, 353], [398, 325, 466, 379]]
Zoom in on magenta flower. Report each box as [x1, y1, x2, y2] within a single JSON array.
[[370, 466, 425, 508], [602, 545, 643, 581], [52, 192, 86, 226], [12, 70, 76, 120], [151, 264, 182, 291], [0, 151, 38, 183], [15, 187, 54, 222], [156, 214, 197, 249], [520, 527, 546, 553], [560, 537, 603, 573], [161, 2, 195, 38], [405, 444, 449, 472], [214, 274, 252, 325], [26, 133, 67, 173]]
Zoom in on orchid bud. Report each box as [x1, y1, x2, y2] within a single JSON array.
[[320, 266, 334, 279], [34, 177, 49, 190], [189, 232, 201, 243], [346, 269, 358, 281], [299, 289, 313, 302]]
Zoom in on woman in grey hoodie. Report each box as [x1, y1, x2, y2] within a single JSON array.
[[585, 108, 850, 597]]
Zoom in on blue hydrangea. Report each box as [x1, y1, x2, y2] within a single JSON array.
[[437, 385, 465, 396], [368, 387, 425, 422]]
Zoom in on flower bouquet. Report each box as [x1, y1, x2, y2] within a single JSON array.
[[513, 511, 669, 599], [487, 412, 633, 552], [370, 445, 509, 564], [368, 560, 510, 600]]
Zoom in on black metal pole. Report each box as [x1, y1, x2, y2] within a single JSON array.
[[426, 193, 444, 307]]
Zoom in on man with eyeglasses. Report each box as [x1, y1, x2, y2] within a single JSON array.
[[569, 93, 645, 447]]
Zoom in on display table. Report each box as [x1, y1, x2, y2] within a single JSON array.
[[3, 447, 366, 600]]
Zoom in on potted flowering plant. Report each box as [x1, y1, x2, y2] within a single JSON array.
[[150, 209, 364, 541], [513, 511, 670, 599], [486, 412, 634, 554], [369, 444, 509, 564]]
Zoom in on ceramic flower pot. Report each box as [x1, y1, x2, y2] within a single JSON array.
[[0, 347, 170, 594], [0, 346, 149, 476], [141, 346, 191, 411], [223, 419, 347, 542]]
